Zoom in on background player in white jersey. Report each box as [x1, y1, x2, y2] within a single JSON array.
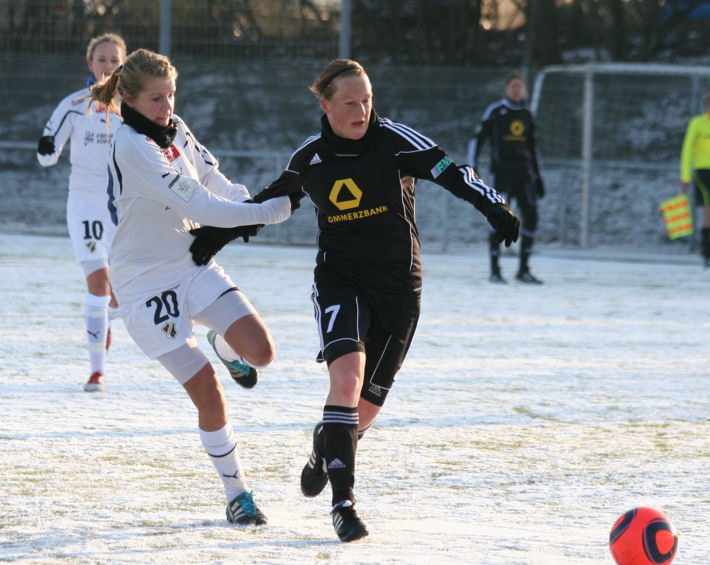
[[90, 48, 294, 525], [37, 33, 126, 392]]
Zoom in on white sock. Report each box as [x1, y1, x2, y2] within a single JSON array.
[[108, 304, 121, 322], [200, 421, 248, 501], [213, 333, 256, 368], [85, 293, 110, 374]]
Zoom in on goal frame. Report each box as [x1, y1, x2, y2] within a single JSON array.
[[531, 62, 710, 248]]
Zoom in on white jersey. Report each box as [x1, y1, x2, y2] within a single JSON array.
[[107, 114, 290, 301], [37, 86, 121, 202]]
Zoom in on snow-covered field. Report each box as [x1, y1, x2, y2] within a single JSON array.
[[1, 234, 708, 564]]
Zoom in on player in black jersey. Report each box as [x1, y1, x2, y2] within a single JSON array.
[[468, 70, 545, 284], [189, 59, 520, 542]]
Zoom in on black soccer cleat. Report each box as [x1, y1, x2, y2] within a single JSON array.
[[207, 330, 258, 388], [226, 491, 267, 525], [489, 270, 507, 284], [300, 422, 328, 497], [331, 500, 368, 542], [515, 269, 543, 284]]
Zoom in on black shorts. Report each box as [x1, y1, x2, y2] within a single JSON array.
[[692, 169, 710, 207], [311, 276, 420, 407]]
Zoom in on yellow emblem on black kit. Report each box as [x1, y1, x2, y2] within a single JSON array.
[[509, 120, 524, 136], [326, 177, 388, 223], [329, 178, 362, 211]]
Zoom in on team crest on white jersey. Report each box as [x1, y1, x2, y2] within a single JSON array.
[[162, 322, 178, 339]]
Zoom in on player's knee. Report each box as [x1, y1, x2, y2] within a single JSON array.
[[334, 372, 362, 399], [245, 340, 275, 368]]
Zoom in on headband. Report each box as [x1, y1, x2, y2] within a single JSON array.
[[321, 65, 360, 91]]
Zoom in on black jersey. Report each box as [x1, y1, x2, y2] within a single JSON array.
[[254, 111, 504, 297], [467, 98, 542, 178]]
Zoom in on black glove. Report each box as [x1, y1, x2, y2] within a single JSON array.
[[535, 177, 545, 199], [188, 224, 263, 266], [486, 203, 521, 247], [37, 135, 55, 156], [252, 173, 303, 212], [229, 224, 262, 243]]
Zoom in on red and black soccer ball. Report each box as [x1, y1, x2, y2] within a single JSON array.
[[609, 507, 678, 565]]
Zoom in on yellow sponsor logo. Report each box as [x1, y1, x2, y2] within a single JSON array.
[[510, 119, 525, 136], [329, 178, 363, 211], [503, 119, 526, 141]]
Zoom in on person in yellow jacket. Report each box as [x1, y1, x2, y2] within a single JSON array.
[[681, 92, 710, 267]]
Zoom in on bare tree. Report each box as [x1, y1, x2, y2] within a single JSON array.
[[527, 0, 561, 66]]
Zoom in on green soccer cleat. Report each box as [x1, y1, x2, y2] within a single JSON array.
[[207, 329, 258, 388], [226, 491, 267, 526]]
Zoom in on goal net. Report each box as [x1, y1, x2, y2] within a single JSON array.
[[531, 63, 710, 249]]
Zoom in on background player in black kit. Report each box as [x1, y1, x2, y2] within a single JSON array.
[[189, 59, 520, 542], [467, 70, 545, 284]]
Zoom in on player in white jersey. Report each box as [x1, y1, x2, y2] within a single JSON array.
[[90, 48, 294, 525], [37, 33, 127, 392]]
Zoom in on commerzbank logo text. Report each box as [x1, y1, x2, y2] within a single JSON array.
[[327, 177, 388, 223]]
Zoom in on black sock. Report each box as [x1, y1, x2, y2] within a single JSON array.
[[489, 233, 501, 273], [519, 235, 533, 272], [322, 405, 358, 505]]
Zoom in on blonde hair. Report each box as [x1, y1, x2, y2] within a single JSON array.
[[91, 48, 178, 115], [86, 33, 126, 62], [309, 59, 367, 100]]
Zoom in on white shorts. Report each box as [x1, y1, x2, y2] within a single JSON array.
[[121, 263, 257, 359], [66, 192, 116, 272]]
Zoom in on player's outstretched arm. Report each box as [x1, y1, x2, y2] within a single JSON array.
[[252, 171, 304, 211]]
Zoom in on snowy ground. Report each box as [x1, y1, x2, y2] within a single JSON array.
[[1, 234, 708, 564]]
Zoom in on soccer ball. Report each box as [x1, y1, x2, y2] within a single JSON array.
[[609, 507, 678, 565]]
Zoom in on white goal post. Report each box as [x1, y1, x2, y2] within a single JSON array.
[[530, 63, 710, 248]]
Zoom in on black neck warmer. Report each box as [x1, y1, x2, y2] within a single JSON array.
[[121, 102, 178, 149], [320, 108, 379, 156]]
